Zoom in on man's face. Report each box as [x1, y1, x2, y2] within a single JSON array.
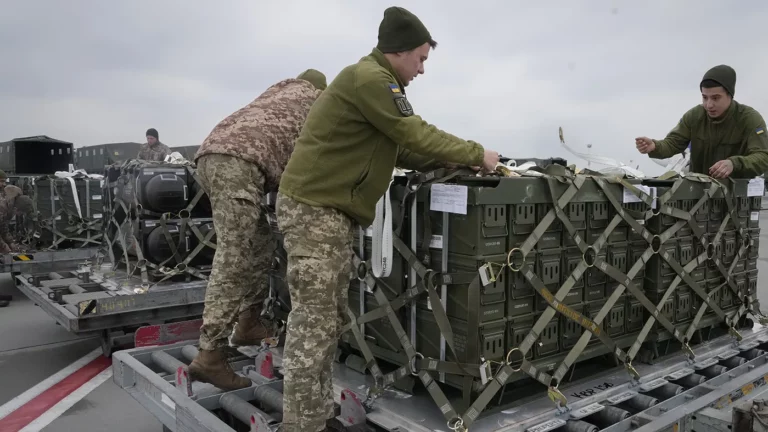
[[391, 42, 431, 86], [146, 136, 158, 145], [701, 86, 732, 118]]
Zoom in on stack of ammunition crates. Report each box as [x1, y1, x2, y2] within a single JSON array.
[[103, 160, 214, 282], [339, 171, 761, 404], [12, 175, 104, 249]]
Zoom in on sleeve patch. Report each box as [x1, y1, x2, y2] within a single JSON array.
[[757, 127, 765, 135], [388, 83, 401, 93]]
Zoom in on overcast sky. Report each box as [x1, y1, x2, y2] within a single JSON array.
[[1, 0, 766, 176]]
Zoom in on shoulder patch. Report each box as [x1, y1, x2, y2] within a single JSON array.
[[757, 127, 765, 135], [388, 83, 401, 93]]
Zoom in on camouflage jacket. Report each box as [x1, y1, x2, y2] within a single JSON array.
[[194, 78, 321, 191], [138, 141, 172, 162]]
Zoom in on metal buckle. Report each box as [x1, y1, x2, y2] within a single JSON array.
[[448, 417, 466, 432], [729, 327, 744, 342], [683, 343, 696, 362], [625, 362, 640, 381], [547, 386, 569, 413], [362, 384, 383, 412]]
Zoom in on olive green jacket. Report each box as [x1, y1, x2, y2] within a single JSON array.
[[279, 48, 485, 226], [649, 101, 768, 178]]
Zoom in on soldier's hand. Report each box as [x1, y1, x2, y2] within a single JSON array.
[[635, 137, 656, 154], [482, 149, 500, 172], [709, 160, 734, 179]]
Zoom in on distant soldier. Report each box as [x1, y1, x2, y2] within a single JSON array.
[[0, 185, 34, 253], [187, 69, 327, 391], [636, 65, 768, 178], [137, 128, 171, 162], [0, 170, 7, 191]]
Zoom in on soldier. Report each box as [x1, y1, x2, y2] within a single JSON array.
[[137, 128, 171, 161], [276, 7, 500, 431], [0, 170, 6, 190], [188, 69, 327, 391], [0, 185, 34, 253], [636, 65, 768, 179]]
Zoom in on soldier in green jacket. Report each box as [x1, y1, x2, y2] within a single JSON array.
[[276, 6, 499, 431], [636, 65, 768, 179]]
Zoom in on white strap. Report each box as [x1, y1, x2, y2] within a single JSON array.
[[371, 180, 393, 278], [65, 177, 83, 219]]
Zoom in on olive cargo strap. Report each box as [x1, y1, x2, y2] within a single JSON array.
[[340, 167, 763, 431]]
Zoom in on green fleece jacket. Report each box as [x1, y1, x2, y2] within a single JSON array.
[[649, 101, 768, 178], [279, 48, 485, 226]]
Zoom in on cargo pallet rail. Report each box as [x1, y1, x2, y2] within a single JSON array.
[[112, 323, 768, 431], [1, 247, 98, 274], [112, 165, 768, 431], [14, 262, 206, 355]]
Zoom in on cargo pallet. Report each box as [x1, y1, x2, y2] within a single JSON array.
[[112, 321, 768, 432], [14, 262, 206, 355], [0, 247, 98, 274]]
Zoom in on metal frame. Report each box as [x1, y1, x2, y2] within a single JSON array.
[[14, 265, 206, 355], [1, 248, 98, 274], [113, 324, 768, 432]]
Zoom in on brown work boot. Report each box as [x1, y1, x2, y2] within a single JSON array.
[[188, 348, 252, 391], [230, 307, 273, 346]]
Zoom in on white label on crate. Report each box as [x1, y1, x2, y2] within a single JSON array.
[[623, 185, 657, 208], [526, 419, 566, 432], [175, 170, 185, 175], [365, 227, 373, 237], [92, 195, 102, 200], [54, 196, 59, 201], [430, 184, 467, 215], [748, 178, 765, 197], [55, 215, 62, 220], [429, 234, 443, 249], [751, 211, 760, 221], [160, 393, 176, 411], [93, 213, 103, 219], [144, 171, 154, 175], [145, 221, 156, 227]]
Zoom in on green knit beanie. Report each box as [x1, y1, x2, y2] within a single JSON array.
[[701, 65, 736, 97], [297, 69, 327, 91], [376, 6, 434, 53]]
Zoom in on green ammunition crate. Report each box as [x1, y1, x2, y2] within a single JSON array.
[[351, 234, 405, 300], [346, 289, 406, 365]]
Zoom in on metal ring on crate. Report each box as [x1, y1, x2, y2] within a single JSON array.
[[426, 270, 440, 290], [136, 259, 147, 268], [582, 247, 597, 268], [506, 248, 525, 272], [409, 352, 424, 376], [175, 263, 187, 272], [505, 347, 523, 372], [178, 209, 191, 219], [706, 242, 716, 260], [651, 235, 662, 254], [356, 262, 368, 281], [447, 417, 464, 431]]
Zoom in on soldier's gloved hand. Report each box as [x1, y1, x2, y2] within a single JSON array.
[[635, 137, 656, 154]]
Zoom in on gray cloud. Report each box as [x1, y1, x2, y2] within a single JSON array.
[[0, 0, 766, 176]]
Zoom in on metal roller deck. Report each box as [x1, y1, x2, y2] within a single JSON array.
[[1, 247, 99, 274], [14, 262, 206, 355], [113, 322, 768, 432]]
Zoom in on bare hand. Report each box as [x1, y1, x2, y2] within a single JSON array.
[[709, 160, 734, 179], [482, 149, 500, 172], [635, 137, 656, 154]]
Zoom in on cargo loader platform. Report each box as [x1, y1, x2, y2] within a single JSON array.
[[14, 262, 206, 356], [112, 322, 768, 432], [1, 247, 99, 275]]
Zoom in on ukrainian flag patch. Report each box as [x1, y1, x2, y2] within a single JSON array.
[[388, 83, 401, 93], [757, 127, 765, 135]]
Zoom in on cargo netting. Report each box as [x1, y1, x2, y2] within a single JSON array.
[[101, 159, 215, 289], [335, 165, 765, 431], [11, 175, 105, 250]]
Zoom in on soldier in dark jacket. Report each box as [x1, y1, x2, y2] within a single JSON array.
[[636, 65, 768, 179]]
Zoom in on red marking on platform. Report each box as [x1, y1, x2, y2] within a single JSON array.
[[135, 319, 203, 347], [0, 355, 112, 432], [260, 352, 274, 379]]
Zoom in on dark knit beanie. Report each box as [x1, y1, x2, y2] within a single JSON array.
[[701, 65, 736, 97], [146, 128, 159, 139], [376, 6, 434, 53], [297, 69, 327, 90]]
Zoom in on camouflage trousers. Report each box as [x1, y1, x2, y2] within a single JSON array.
[[196, 154, 275, 351], [276, 193, 354, 432]]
